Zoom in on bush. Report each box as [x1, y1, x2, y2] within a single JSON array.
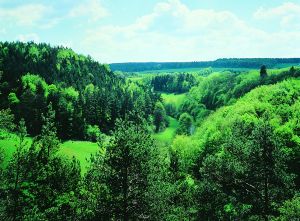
[[85, 125, 101, 142]]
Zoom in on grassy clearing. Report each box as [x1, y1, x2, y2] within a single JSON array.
[[60, 141, 99, 174], [161, 93, 186, 109], [153, 117, 179, 145], [0, 135, 32, 166], [0, 133, 98, 174]]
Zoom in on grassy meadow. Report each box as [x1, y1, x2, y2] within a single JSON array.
[[161, 92, 186, 109], [0, 133, 99, 174]]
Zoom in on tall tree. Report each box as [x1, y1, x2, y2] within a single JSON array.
[[153, 102, 167, 132], [176, 113, 193, 135], [260, 65, 268, 78], [40, 102, 60, 157], [106, 119, 153, 220]]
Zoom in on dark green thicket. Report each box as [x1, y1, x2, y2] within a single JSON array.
[[151, 73, 197, 93], [0, 42, 159, 139]]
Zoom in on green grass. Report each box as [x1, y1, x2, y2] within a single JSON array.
[[152, 93, 184, 145], [0, 134, 32, 166], [161, 93, 186, 109], [60, 141, 99, 174], [153, 117, 179, 144], [0, 133, 99, 175]]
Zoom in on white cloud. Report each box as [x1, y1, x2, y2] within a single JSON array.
[[254, 2, 300, 29], [69, 0, 109, 22], [0, 27, 6, 34], [254, 2, 300, 19], [79, 0, 300, 62], [0, 4, 48, 26], [17, 33, 40, 43]]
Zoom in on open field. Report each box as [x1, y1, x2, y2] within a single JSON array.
[[0, 135, 32, 167], [153, 117, 179, 144], [0, 134, 99, 174], [161, 93, 187, 109], [60, 141, 99, 174]]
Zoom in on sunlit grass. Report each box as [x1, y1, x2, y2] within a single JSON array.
[[153, 117, 179, 145], [0, 133, 99, 175], [161, 93, 186, 109], [60, 140, 99, 174], [0, 134, 32, 166]]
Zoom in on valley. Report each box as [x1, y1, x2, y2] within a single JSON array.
[[0, 42, 300, 220]]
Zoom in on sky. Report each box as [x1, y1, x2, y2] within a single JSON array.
[[0, 0, 300, 63]]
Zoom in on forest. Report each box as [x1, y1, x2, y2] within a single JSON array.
[[0, 42, 300, 220], [110, 58, 300, 72]]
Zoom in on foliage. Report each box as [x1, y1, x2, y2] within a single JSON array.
[[151, 73, 197, 93], [1, 108, 81, 220], [276, 194, 300, 221], [180, 67, 300, 123], [177, 113, 193, 135], [192, 79, 300, 219], [1, 41, 300, 220], [153, 102, 168, 132], [85, 125, 101, 142], [110, 58, 300, 72], [0, 42, 159, 139], [82, 117, 167, 220], [260, 65, 268, 78], [0, 108, 15, 133]]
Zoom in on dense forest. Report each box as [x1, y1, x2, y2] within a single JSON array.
[[0, 42, 159, 139], [110, 58, 300, 72], [0, 42, 300, 220], [151, 73, 197, 93]]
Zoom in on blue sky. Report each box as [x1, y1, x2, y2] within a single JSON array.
[[0, 0, 300, 63]]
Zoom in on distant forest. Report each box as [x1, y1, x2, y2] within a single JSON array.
[[110, 58, 300, 72]]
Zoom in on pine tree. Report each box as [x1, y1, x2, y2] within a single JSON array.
[[260, 65, 268, 78], [104, 118, 154, 220], [153, 102, 167, 132], [40, 102, 60, 157]]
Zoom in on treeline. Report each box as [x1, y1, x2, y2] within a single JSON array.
[[0, 42, 159, 139], [110, 58, 300, 72], [151, 73, 197, 93], [179, 67, 300, 123]]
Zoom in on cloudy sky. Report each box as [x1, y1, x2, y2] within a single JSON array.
[[0, 0, 300, 62]]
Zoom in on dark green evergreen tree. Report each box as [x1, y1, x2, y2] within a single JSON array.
[[105, 119, 154, 220], [260, 65, 268, 78], [40, 102, 60, 157], [153, 102, 167, 132], [177, 112, 193, 135]]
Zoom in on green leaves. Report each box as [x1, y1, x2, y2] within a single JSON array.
[[177, 113, 193, 135], [154, 101, 168, 132], [0, 108, 15, 132]]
